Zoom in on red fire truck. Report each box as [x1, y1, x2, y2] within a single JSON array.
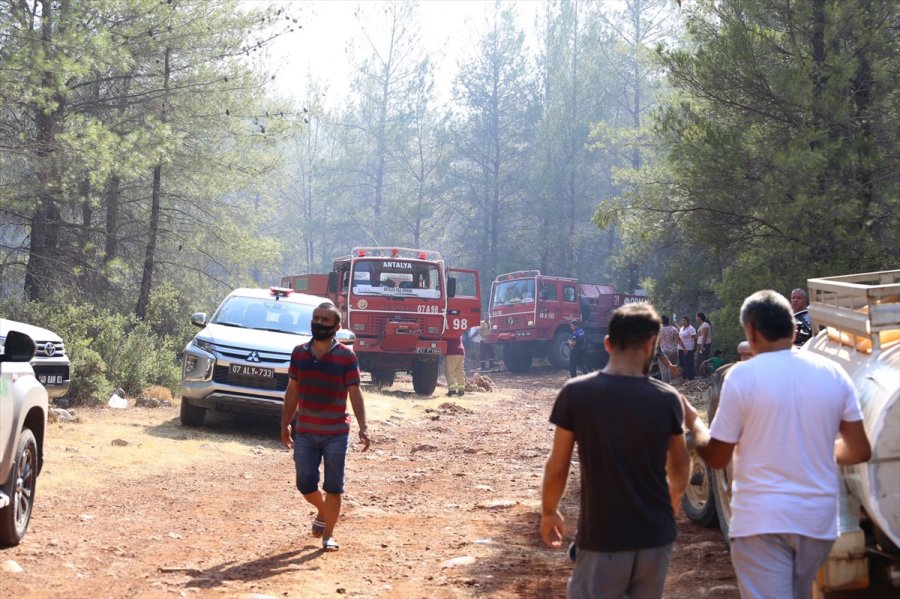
[[484, 270, 645, 373], [282, 247, 480, 395]]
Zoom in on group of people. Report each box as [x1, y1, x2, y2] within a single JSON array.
[[656, 312, 715, 382], [541, 291, 871, 598], [275, 287, 863, 599]]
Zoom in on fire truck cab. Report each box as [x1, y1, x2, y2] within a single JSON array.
[[282, 247, 480, 395], [486, 270, 643, 373]]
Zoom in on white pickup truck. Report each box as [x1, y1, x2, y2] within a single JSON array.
[[0, 328, 48, 546]]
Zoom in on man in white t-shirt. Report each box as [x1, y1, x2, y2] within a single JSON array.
[[691, 290, 871, 598]]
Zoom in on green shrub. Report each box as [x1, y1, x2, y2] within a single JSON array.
[[1, 297, 184, 402], [65, 345, 113, 406]]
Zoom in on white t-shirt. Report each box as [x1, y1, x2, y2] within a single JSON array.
[[697, 321, 712, 345], [710, 349, 863, 540], [679, 325, 697, 350]]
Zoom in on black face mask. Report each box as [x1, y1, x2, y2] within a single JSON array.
[[310, 322, 336, 341]]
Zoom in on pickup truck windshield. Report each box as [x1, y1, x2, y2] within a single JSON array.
[[211, 297, 316, 334], [351, 259, 442, 300], [493, 279, 536, 307]]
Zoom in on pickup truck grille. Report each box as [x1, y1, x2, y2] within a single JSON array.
[[32, 364, 70, 380], [213, 366, 289, 391]]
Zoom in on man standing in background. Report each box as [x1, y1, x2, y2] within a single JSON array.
[[567, 319, 589, 377], [444, 335, 466, 396], [791, 287, 813, 346]]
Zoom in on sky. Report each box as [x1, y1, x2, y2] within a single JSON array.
[[247, 1, 541, 106]]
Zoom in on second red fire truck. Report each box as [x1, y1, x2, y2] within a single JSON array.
[[484, 270, 644, 373]]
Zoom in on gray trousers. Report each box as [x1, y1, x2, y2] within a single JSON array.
[[567, 543, 673, 599], [731, 534, 834, 599]]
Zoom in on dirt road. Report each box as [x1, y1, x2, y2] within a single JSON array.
[[0, 366, 737, 598]]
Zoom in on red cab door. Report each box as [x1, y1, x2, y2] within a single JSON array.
[[446, 268, 481, 338]]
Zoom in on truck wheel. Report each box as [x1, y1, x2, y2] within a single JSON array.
[[503, 345, 533, 373], [682, 455, 718, 527], [548, 330, 571, 369], [712, 466, 733, 546], [412, 358, 439, 395], [0, 429, 38, 547], [179, 399, 206, 427], [371, 370, 395, 388], [707, 365, 733, 544]]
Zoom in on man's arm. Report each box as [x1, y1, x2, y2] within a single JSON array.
[[541, 426, 575, 549], [281, 378, 300, 449], [348, 385, 371, 451], [694, 435, 735, 470], [666, 433, 690, 516], [835, 420, 871, 465]]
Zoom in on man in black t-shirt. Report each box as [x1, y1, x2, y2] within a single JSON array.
[[541, 302, 693, 599]]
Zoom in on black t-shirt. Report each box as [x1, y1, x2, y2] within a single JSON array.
[[549, 372, 684, 551]]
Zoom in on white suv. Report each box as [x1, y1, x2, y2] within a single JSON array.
[[0, 328, 48, 546], [179, 287, 354, 427], [0, 319, 71, 400]]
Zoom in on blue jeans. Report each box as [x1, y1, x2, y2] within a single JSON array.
[[293, 432, 349, 495]]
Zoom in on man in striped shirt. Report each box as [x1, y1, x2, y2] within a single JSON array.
[[281, 302, 371, 552]]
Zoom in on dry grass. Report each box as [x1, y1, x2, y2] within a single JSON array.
[[41, 384, 514, 494], [140, 384, 175, 403]]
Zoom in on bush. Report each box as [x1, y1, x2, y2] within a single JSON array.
[[1, 297, 185, 402], [65, 345, 113, 406]]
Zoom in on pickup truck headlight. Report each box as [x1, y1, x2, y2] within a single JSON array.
[[193, 338, 214, 352], [183, 348, 214, 381]]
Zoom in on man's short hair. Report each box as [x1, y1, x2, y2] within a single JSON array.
[[661, 315, 670, 326], [740, 290, 794, 342], [315, 301, 341, 325], [570, 319, 580, 326], [607, 303, 661, 351], [791, 288, 808, 301]]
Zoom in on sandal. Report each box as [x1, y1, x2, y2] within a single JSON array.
[[311, 518, 326, 538], [322, 537, 340, 552]]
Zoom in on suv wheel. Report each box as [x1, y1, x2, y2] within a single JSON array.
[[179, 399, 207, 427], [0, 429, 38, 547]]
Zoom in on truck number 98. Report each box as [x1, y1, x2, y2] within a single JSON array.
[[451, 318, 469, 330]]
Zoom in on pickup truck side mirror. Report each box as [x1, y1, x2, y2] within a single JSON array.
[[328, 272, 338, 293], [447, 277, 457, 298], [0, 330, 36, 363], [190, 312, 208, 328]]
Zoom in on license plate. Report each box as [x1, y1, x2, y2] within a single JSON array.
[[39, 375, 64, 385], [230, 364, 274, 378], [416, 347, 440, 354]]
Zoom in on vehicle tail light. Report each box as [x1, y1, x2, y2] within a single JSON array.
[[527, 320, 534, 326]]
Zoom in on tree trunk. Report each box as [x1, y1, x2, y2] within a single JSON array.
[[25, 0, 66, 301], [136, 46, 170, 319]]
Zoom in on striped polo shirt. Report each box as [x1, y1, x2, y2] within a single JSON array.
[[288, 341, 361, 435]]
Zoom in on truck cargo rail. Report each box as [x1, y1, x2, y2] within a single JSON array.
[[806, 270, 900, 354]]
